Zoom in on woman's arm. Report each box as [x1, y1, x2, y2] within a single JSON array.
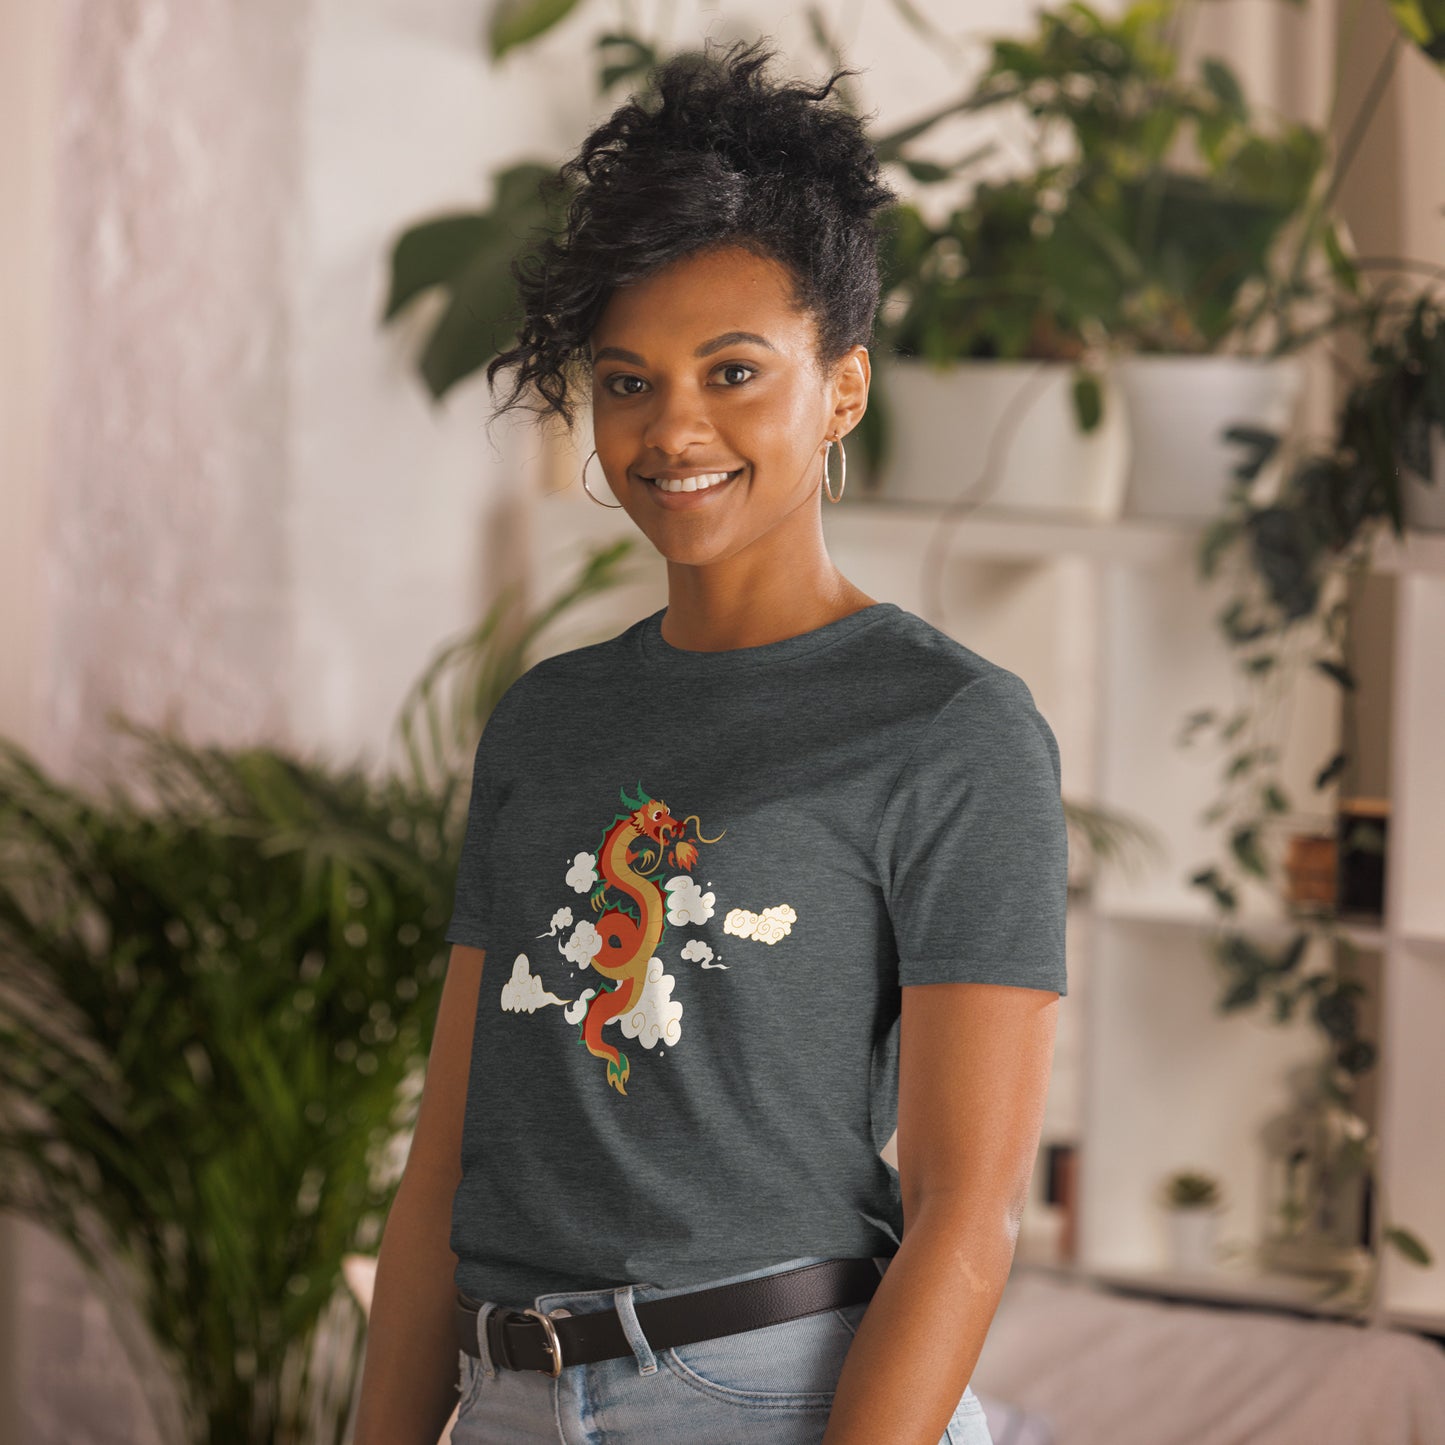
[[822, 980, 1059, 1445], [352, 943, 486, 1445]]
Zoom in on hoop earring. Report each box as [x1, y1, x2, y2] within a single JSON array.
[[581, 449, 623, 508], [821, 436, 846, 503]]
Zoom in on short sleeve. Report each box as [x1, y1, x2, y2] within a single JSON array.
[[443, 698, 512, 952], [873, 671, 1068, 994]]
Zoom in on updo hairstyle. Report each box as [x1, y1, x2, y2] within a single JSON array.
[[485, 35, 899, 433]]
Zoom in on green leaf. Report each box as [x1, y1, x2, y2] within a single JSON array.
[[1261, 782, 1290, 813], [382, 215, 493, 322], [1386, 0, 1445, 64], [1072, 368, 1103, 431], [901, 158, 956, 184], [1223, 425, 1281, 482], [417, 241, 525, 401], [855, 369, 892, 488], [1221, 977, 1261, 1010], [1190, 866, 1237, 911], [1426, 327, 1445, 423], [487, 0, 583, 60], [1230, 825, 1268, 878], [491, 160, 557, 218], [1322, 219, 1361, 296], [1201, 56, 1247, 118], [872, 95, 978, 163], [598, 32, 658, 92], [1314, 657, 1357, 690], [888, 0, 950, 44], [1275, 931, 1309, 974], [1383, 1224, 1435, 1265], [1197, 517, 1240, 578]]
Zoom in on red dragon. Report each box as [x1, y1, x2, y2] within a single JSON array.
[[578, 783, 724, 1095]]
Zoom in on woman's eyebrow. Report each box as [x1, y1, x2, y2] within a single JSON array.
[[591, 331, 778, 366]]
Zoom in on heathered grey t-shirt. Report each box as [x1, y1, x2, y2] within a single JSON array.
[[444, 600, 1067, 1309]]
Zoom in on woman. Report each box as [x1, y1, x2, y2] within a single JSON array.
[[353, 37, 1065, 1445]]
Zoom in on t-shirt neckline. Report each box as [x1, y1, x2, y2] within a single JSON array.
[[637, 601, 901, 671]]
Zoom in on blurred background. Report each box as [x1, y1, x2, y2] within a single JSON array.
[[3, 0, 1444, 1442]]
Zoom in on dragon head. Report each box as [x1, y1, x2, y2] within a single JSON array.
[[619, 783, 681, 845], [617, 783, 724, 872]]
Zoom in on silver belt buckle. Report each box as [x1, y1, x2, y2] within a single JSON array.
[[519, 1307, 564, 1376]]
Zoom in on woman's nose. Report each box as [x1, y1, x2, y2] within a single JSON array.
[[641, 384, 715, 454]]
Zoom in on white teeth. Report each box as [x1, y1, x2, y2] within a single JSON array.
[[647, 470, 736, 493]]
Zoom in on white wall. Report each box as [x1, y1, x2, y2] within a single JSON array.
[[0, 2, 61, 1437]]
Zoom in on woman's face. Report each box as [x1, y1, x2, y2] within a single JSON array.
[[587, 244, 868, 564]]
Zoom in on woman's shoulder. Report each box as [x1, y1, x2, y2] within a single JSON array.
[[863, 604, 1043, 716]]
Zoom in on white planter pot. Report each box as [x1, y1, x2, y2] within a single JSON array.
[[1164, 1207, 1221, 1273], [1402, 425, 1445, 532], [871, 359, 1129, 518], [1115, 355, 1305, 522]]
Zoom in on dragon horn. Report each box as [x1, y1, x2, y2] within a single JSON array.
[[618, 782, 652, 809]]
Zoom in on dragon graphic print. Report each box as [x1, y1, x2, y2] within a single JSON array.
[[494, 783, 797, 1095]]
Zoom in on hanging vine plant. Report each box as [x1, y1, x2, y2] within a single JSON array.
[[1184, 287, 1444, 1277]]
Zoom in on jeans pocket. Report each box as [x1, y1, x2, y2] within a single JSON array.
[[944, 1386, 995, 1445], [661, 1305, 854, 1408], [455, 1348, 489, 1420]]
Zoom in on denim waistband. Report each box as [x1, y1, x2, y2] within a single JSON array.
[[462, 1255, 892, 1381], [531, 1254, 888, 1316]]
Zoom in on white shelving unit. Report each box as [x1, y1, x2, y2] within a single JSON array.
[[521, 470, 1445, 1337]]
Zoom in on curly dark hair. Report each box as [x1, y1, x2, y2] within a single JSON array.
[[485, 36, 898, 433]]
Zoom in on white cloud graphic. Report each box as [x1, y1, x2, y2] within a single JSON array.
[[562, 918, 605, 968], [499, 955, 569, 1013], [539, 906, 574, 936], [563, 988, 596, 1026], [665, 874, 715, 926], [566, 853, 598, 893], [615, 957, 683, 1049], [722, 903, 797, 945], [680, 937, 726, 970]]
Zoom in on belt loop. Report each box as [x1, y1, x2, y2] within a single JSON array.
[[612, 1284, 658, 1376], [476, 1302, 500, 1378]]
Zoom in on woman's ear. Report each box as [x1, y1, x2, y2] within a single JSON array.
[[828, 344, 871, 439]]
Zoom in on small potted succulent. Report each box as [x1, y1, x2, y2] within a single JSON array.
[[1158, 1168, 1226, 1273]]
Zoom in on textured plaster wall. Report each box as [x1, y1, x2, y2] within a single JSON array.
[[21, 0, 308, 1438], [43, 0, 305, 780]]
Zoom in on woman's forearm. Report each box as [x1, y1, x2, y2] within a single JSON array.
[[820, 1207, 1017, 1445], [352, 1165, 465, 1445]]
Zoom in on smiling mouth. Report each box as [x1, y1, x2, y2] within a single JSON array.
[[640, 468, 744, 494]]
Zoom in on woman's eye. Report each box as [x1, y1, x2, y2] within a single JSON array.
[[602, 363, 757, 397]]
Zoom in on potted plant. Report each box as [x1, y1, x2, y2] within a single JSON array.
[[1158, 1168, 1225, 1272], [0, 540, 639, 1445], [866, 170, 1130, 518], [927, 0, 1337, 523]]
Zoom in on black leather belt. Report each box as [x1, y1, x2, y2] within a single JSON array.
[[456, 1257, 883, 1377]]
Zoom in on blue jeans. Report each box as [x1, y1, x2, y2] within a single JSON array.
[[452, 1253, 994, 1444]]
